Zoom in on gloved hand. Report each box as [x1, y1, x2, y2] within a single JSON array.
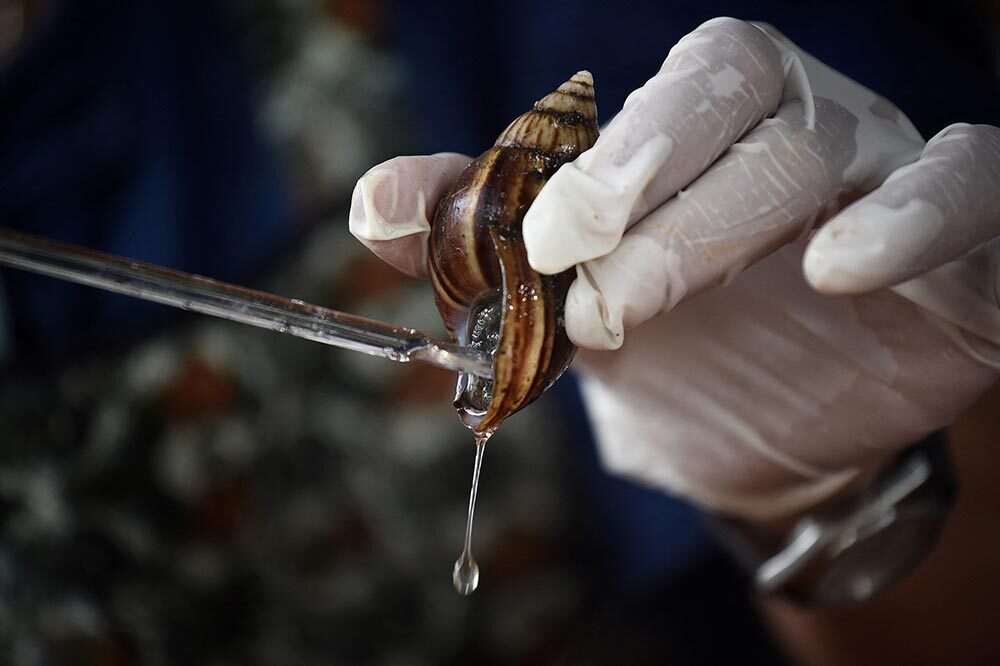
[[350, 18, 1000, 520]]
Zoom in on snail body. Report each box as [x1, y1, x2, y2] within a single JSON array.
[[429, 71, 599, 433]]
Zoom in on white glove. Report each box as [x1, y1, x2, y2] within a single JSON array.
[[350, 18, 1000, 520]]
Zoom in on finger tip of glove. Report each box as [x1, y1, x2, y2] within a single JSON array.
[[523, 166, 622, 275], [802, 243, 852, 294], [350, 153, 475, 242], [564, 271, 625, 351], [348, 160, 434, 278], [348, 165, 393, 241], [807, 185, 960, 295], [523, 222, 575, 275], [566, 312, 625, 351], [347, 177, 375, 240], [523, 203, 583, 275], [803, 237, 890, 295]]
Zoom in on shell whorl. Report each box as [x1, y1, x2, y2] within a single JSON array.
[[428, 72, 599, 433], [496, 70, 598, 153]]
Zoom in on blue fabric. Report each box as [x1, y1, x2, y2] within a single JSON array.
[[392, 0, 1000, 592], [0, 0, 289, 359], [395, 0, 1000, 155]]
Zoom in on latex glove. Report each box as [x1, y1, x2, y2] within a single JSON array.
[[524, 18, 933, 348], [525, 18, 1000, 518], [350, 19, 1000, 519], [349, 152, 472, 279]]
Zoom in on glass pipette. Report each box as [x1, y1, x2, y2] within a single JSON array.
[[0, 228, 492, 378]]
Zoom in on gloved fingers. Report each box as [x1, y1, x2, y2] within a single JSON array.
[[805, 123, 1000, 294], [349, 153, 473, 278], [523, 17, 787, 275], [563, 98, 862, 350], [571, 246, 999, 519], [752, 22, 924, 187], [577, 370, 864, 520]]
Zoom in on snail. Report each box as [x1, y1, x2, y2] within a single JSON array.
[[429, 71, 599, 434]]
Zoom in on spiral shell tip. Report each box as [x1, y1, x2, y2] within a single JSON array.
[[555, 71, 594, 98]]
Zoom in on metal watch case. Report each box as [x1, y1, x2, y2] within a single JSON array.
[[711, 433, 955, 606]]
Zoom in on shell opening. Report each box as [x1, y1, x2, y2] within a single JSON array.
[[455, 290, 502, 417]]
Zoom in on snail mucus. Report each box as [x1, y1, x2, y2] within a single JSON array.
[[429, 71, 599, 436]]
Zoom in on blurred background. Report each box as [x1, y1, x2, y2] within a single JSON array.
[[0, 1, 998, 664]]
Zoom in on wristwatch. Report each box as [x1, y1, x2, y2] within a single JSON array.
[[710, 433, 955, 606]]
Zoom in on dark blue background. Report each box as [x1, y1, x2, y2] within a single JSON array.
[[0, 0, 288, 362], [396, 0, 1000, 154]]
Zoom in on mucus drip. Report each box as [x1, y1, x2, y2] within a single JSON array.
[[453, 432, 491, 595]]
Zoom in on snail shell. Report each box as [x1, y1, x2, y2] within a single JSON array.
[[429, 71, 599, 433]]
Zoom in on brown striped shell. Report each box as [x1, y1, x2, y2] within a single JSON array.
[[428, 71, 599, 433]]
